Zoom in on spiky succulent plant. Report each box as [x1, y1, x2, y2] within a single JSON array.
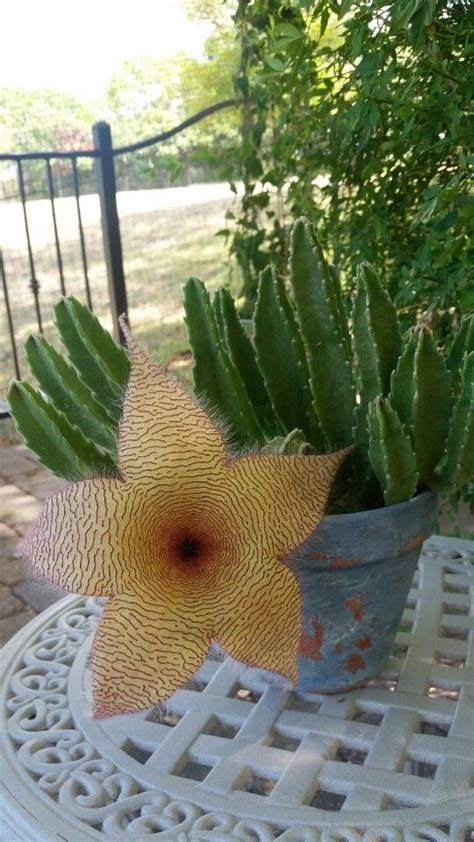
[[6, 297, 129, 480], [6, 218, 473, 513], [183, 218, 473, 511]]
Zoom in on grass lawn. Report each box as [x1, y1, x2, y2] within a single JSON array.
[[0, 182, 241, 397]]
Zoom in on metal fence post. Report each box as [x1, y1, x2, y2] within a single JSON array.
[[93, 121, 128, 342]]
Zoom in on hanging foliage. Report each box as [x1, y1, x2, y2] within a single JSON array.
[[226, 0, 473, 329]]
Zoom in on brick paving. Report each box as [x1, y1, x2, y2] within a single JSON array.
[[0, 444, 66, 646]]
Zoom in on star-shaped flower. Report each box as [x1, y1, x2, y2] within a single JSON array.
[[23, 333, 347, 717]]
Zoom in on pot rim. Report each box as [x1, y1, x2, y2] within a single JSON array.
[[322, 489, 438, 524], [291, 490, 439, 570]]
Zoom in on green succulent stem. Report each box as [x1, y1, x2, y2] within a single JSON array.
[[360, 262, 402, 395], [215, 287, 277, 435], [7, 381, 116, 480], [413, 326, 452, 487], [368, 397, 419, 506], [436, 351, 474, 491], [183, 277, 265, 446], [289, 218, 354, 449], [253, 266, 312, 439]]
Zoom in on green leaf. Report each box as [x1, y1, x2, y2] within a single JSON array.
[[54, 299, 123, 420], [25, 335, 117, 454], [391, 0, 425, 30], [413, 327, 452, 486], [6, 381, 115, 480], [339, 0, 353, 16], [369, 397, 419, 505], [265, 55, 285, 72], [360, 262, 402, 395], [290, 218, 354, 448], [275, 22, 302, 40]]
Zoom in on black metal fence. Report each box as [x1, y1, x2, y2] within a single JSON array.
[[0, 99, 237, 416]]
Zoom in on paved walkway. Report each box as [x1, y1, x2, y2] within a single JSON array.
[[0, 444, 66, 645]]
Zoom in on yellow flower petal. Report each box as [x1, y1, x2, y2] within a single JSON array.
[[22, 331, 350, 716], [227, 451, 348, 559], [216, 560, 301, 683], [91, 590, 211, 717], [22, 478, 139, 595], [118, 333, 227, 487]]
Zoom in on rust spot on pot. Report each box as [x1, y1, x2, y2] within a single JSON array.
[[304, 551, 361, 568], [329, 557, 361, 570], [334, 642, 342, 654], [344, 594, 364, 622], [346, 653, 365, 674], [299, 616, 324, 660], [401, 533, 427, 554], [356, 636, 372, 651]]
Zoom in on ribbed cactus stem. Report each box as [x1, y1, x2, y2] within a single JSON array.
[[436, 351, 474, 490], [274, 274, 325, 449], [54, 299, 122, 416], [328, 263, 351, 361], [215, 287, 277, 435], [389, 329, 417, 430], [360, 262, 402, 396], [25, 335, 117, 454], [253, 266, 313, 440], [447, 315, 473, 396], [289, 218, 354, 449], [212, 290, 226, 341], [7, 381, 116, 480], [368, 397, 419, 506], [62, 296, 130, 389], [183, 277, 265, 446], [312, 234, 351, 361], [274, 274, 311, 386], [413, 326, 452, 487], [352, 273, 380, 455]]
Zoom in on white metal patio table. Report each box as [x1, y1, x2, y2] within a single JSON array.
[[1, 534, 473, 841]]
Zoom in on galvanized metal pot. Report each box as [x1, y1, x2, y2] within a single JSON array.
[[290, 490, 439, 693]]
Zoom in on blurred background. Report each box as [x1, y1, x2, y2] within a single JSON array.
[[0, 0, 242, 398]]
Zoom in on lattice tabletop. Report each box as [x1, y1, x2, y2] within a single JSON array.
[[1, 535, 473, 841]]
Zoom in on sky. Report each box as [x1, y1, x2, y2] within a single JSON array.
[[0, 0, 212, 100]]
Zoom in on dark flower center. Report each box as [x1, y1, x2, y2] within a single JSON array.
[[179, 535, 201, 561]]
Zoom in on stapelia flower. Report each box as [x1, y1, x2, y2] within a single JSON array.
[[23, 334, 347, 717]]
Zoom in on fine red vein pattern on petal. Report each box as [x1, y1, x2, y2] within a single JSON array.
[[118, 334, 227, 486], [22, 333, 348, 716]]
